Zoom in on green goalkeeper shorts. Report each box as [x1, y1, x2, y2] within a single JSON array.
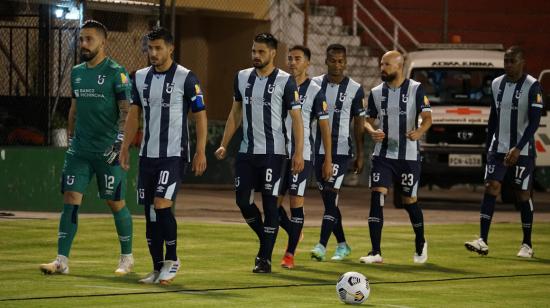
[[61, 149, 126, 201]]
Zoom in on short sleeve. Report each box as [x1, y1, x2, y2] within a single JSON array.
[[366, 92, 378, 118], [184, 71, 206, 113], [529, 81, 544, 109], [114, 67, 131, 101], [233, 73, 243, 102], [416, 84, 431, 113], [312, 90, 329, 120], [284, 77, 301, 110], [351, 86, 366, 117], [130, 76, 142, 108]]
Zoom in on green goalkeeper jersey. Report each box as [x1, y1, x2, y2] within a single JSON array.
[[71, 57, 131, 153]]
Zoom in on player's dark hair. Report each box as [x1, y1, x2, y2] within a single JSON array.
[[289, 45, 311, 60], [506, 45, 524, 60], [81, 20, 108, 38], [147, 26, 174, 45], [326, 43, 346, 56], [254, 32, 278, 50]]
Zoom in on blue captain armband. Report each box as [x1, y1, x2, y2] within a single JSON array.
[[192, 93, 206, 112]]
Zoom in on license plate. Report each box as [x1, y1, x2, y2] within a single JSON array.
[[448, 154, 482, 167]]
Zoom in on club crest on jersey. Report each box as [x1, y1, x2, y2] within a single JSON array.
[[401, 94, 409, 103], [486, 165, 495, 174], [299, 95, 306, 105], [97, 75, 106, 85], [120, 73, 128, 84], [66, 175, 75, 185], [515, 90, 522, 99], [165, 82, 175, 94], [338, 92, 347, 102], [267, 84, 275, 94]]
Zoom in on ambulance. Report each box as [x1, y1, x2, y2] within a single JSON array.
[[395, 44, 550, 207]]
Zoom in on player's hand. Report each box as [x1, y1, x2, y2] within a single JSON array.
[[407, 129, 423, 141], [119, 147, 130, 171], [104, 134, 123, 165], [192, 151, 207, 176], [291, 153, 304, 175], [214, 146, 226, 160], [353, 155, 364, 174], [322, 158, 332, 181], [504, 147, 520, 166], [369, 129, 385, 142]]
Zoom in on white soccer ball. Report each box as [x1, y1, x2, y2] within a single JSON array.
[[336, 271, 370, 304]]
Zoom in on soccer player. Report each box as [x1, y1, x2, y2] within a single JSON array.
[[360, 50, 432, 264], [215, 33, 304, 273], [278, 45, 332, 269], [310, 44, 366, 262], [120, 27, 207, 284], [465, 46, 543, 258], [40, 20, 134, 275]]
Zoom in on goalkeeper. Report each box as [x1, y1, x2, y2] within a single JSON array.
[[40, 20, 134, 276]]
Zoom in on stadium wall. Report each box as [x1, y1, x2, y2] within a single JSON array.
[[0, 120, 242, 213]]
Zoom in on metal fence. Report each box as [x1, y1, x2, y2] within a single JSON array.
[[0, 0, 155, 146]]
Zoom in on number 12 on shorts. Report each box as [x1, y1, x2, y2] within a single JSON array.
[[104, 175, 115, 189]]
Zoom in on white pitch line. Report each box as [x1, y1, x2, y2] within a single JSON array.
[[76, 285, 149, 292]]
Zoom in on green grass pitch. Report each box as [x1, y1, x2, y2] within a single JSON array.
[[1, 217, 549, 307]]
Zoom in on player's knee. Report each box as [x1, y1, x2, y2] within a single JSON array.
[[154, 197, 173, 209], [289, 196, 304, 208], [402, 196, 417, 204], [515, 190, 531, 202], [106, 200, 125, 212], [485, 181, 501, 196], [63, 191, 83, 205], [371, 187, 388, 195]]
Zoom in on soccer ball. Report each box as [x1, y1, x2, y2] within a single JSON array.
[[336, 272, 370, 304]]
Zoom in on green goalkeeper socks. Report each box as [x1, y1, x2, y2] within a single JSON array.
[[57, 204, 79, 257], [112, 206, 133, 255]]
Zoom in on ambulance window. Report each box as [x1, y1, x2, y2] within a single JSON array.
[[411, 68, 504, 105]]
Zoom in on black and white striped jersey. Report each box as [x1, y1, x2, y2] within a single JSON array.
[[285, 78, 329, 161], [312, 74, 365, 157], [131, 62, 205, 161], [367, 79, 431, 161], [488, 74, 543, 157], [233, 67, 300, 155]]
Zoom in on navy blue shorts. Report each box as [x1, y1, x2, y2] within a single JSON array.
[[315, 155, 350, 191], [484, 152, 534, 191], [369, 156, 421, 197], [137, 157, 187, 205], [234, 154, 286, 196], [280, 159, 313, 197]]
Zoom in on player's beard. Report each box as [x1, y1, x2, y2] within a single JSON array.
[[80, 48, 98, 62], [381, 71, 397, 82], [253, 58, 268, 69]]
